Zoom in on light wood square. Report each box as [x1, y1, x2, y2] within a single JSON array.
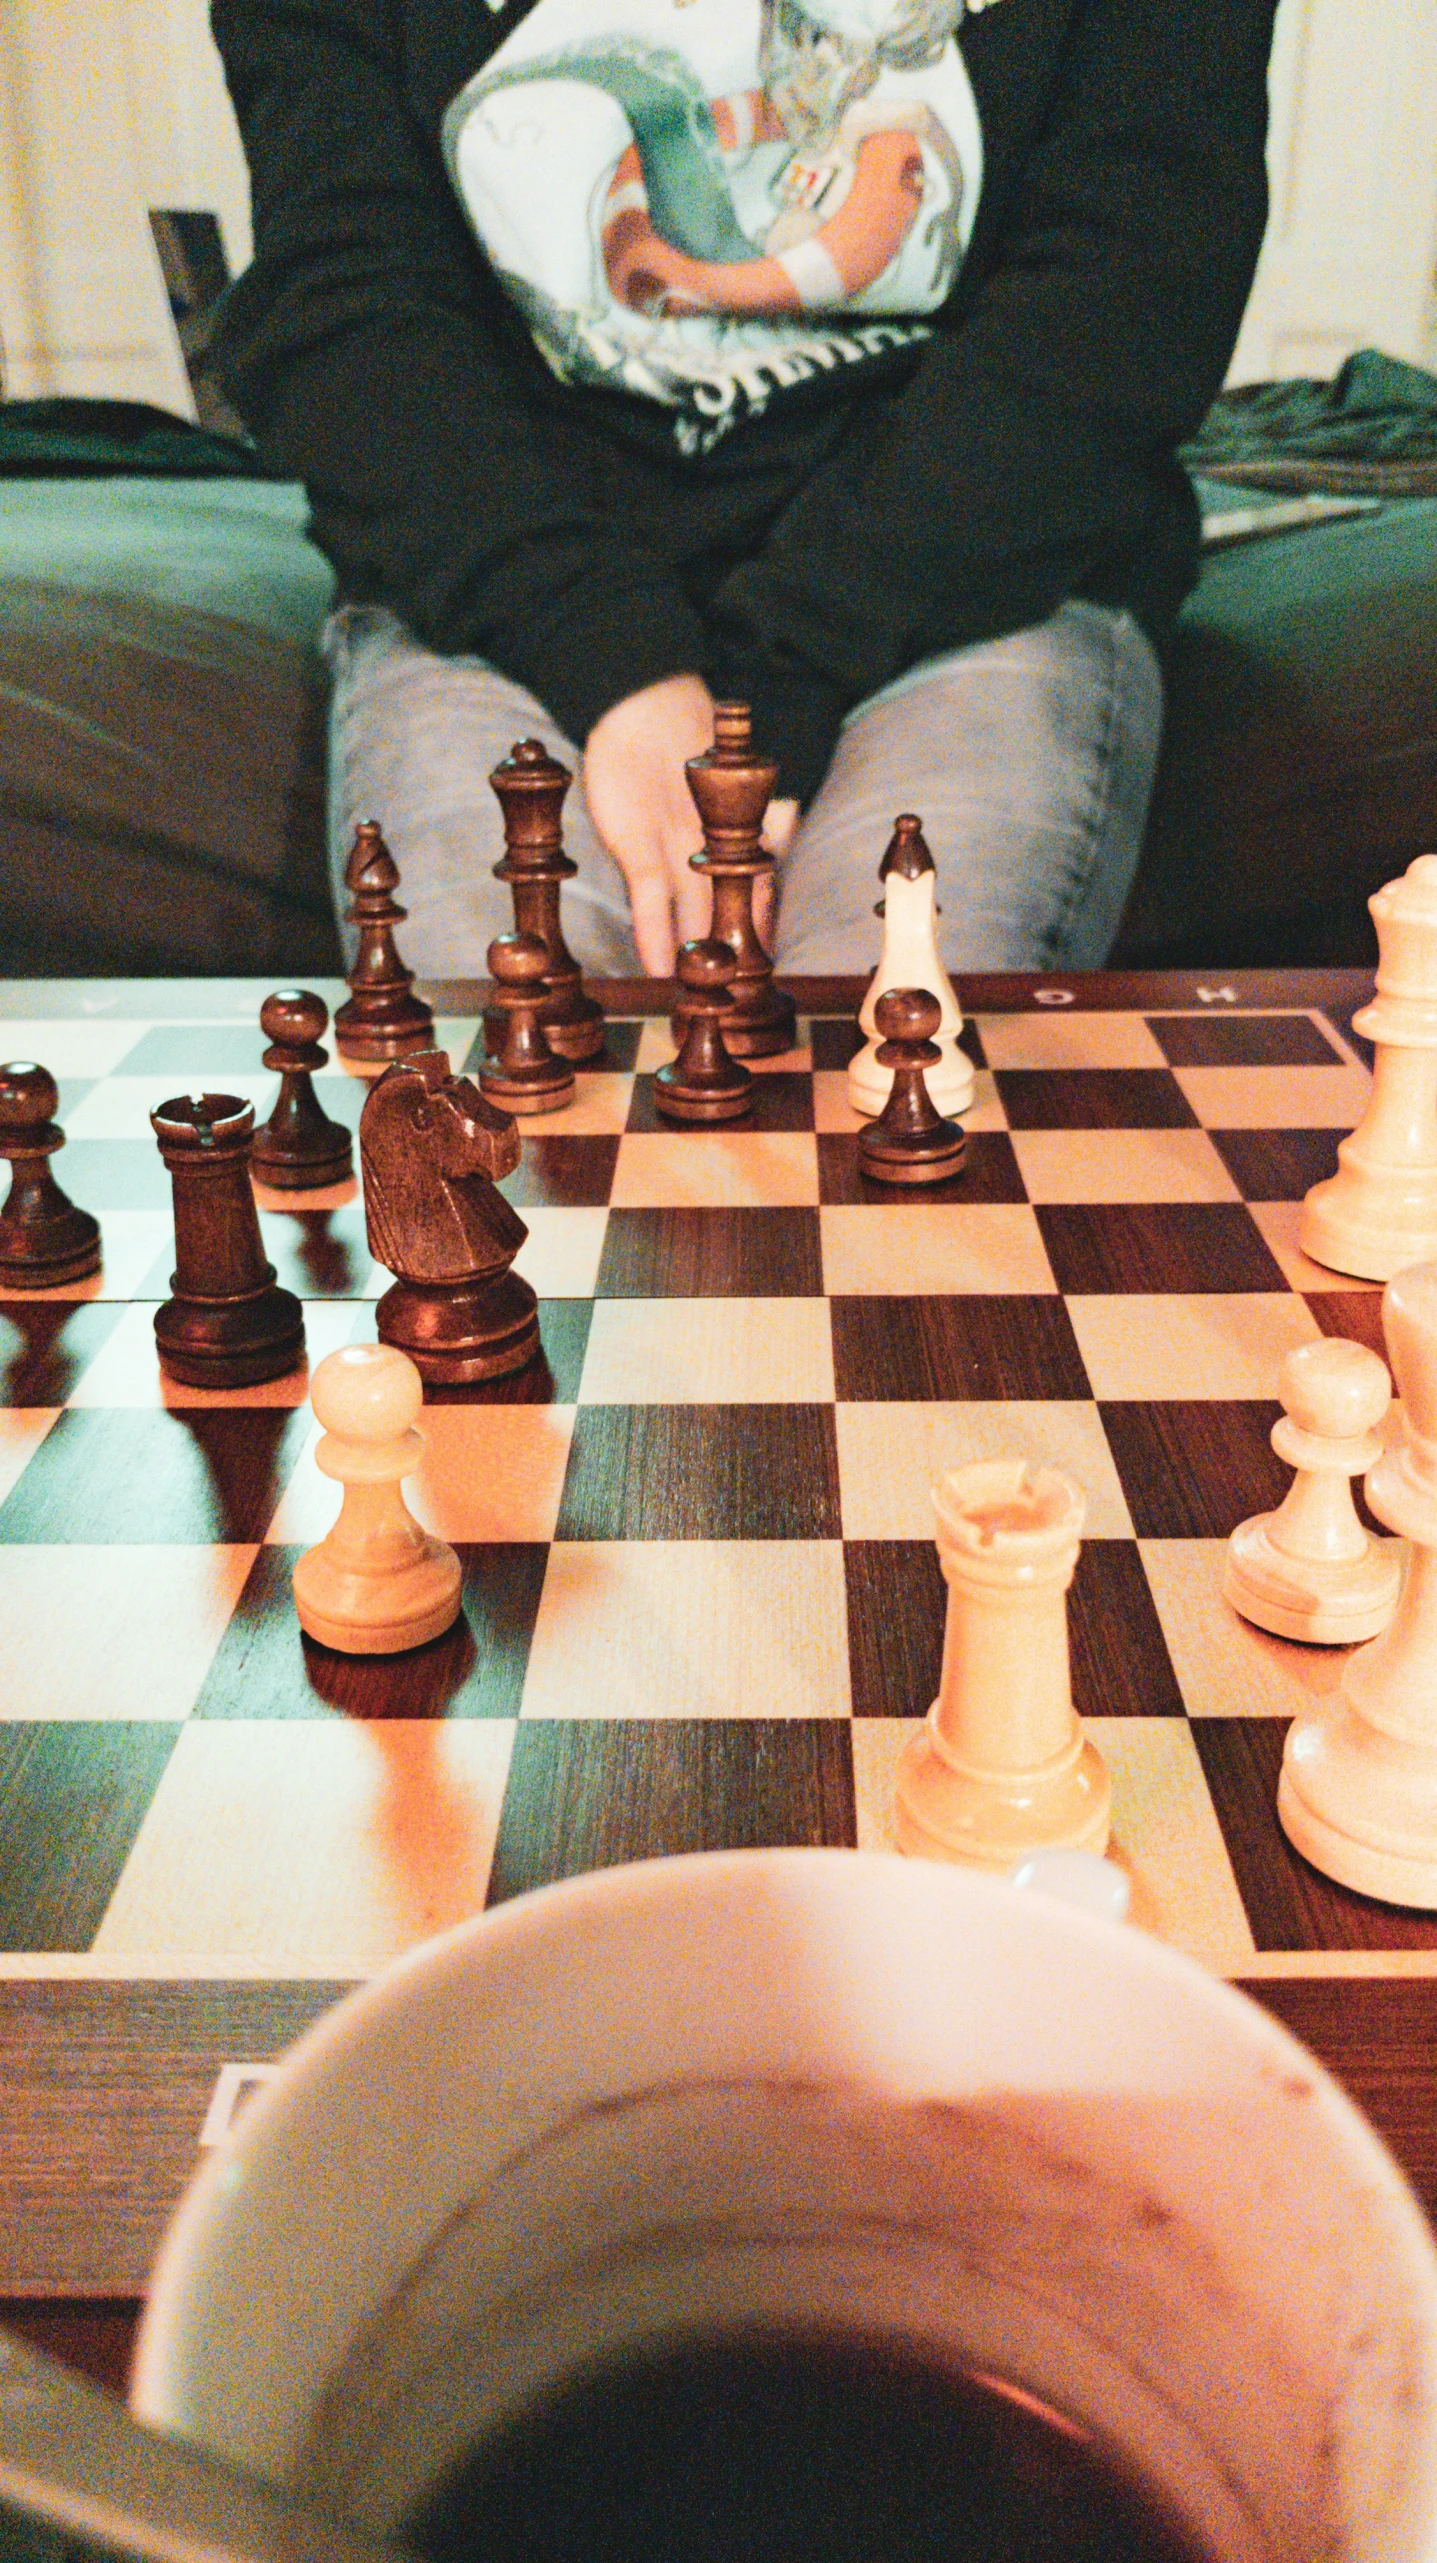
[[976, 1011, 1167, 1071], [835, 1401, 1134, 1538], [820, 1205, 1055, 1295], [433, 1017, 482, 1072], [579, 1299, 834, 1403], [0, 1545, 254, 1719], [0, 1213, 175, 1304], [0, 1409, 59, 1503], [1247, 1201, 1382, 1296], [611, 1134, 819, 1208], [64, 1074, 275, 1141], [267, 1404, 575, 1544], [4, 1021, 150, 1077], [66, 1300, 359, 1407], [521, 1540, 850, 1718], [92, 1719, 514, 1969], [1172, 1063, 1371, 1130], [850, 1717, 1255, 1971], [813, 1071, 864, 1134], [513, 1207, 610, 1297], [1066, 1291, 1321, 1401], [633, 1023, 812, 1074], [1011, 1128, 1240, 1206], [1140, 1537, 1375, 1721], [534, 1074, 636, 1136]]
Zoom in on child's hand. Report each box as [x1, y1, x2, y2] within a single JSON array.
[[584, 676, 716, 975]]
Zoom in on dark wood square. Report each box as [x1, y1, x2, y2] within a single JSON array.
[[0, 1301, 125, 1406], [500, 1137, 619, 1208], [831, 1295, 1089, 1400], [1306, 1292, 1388, 1359], [843, 1537, 1182, 1720], [486, 1719, 856, 1905], [59, 1141, 171, 1211], [810, 1018, 863, 1070], [0, 1725, 178, 1951], [810, 1017, 986, 1070], [1208, 1127, 1341, 1201], [626, 1071, 814, 1133], [1099, 1400, 1287, 1538], [595, 1209, 823, 1298], [1035, 1203, 1289, 1294], [424, 1300, 591, 1405], [1193, 1720, 1437, 1952], [254, 1199, 370, 1299], [994, 1070, 1197, 1130], [1147, 1014, 1344, 1068], [464, 1019, 643, 1076], [194, 1543, 549, 1718], [555, 1404, 841, 1540], [1240, 1978, 1437, 2231], [0, 1407, 310, 1543], [817, 1131, 1025, 1206]]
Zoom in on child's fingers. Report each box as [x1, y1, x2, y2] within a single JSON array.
[[627, 862, 678, 977]]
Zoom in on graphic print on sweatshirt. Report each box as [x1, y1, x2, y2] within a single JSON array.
[[442, 0, 986, 452]]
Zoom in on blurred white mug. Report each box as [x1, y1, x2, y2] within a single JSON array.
[[133, 1849, 1437, 2563]]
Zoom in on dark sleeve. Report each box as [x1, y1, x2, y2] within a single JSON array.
[[209, 0, 706, 745], [704, 0, 1278, 801]]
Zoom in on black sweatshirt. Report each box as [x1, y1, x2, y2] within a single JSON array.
[[211, 0, 1277, 802]]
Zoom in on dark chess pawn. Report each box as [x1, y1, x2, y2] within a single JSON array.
[[251, 990, 355, 1190], [684, 701, 797, 1058], [151, 1094, 306, 1387], [361, 1049, 540, 1383], [0, 1062, 101, 1286], [489, 740, 606, 1061], [333, 822, 436, 1067], [480, 933, 576, 1115], [858, 989, 968, 1186], [655, 940, 754, 1124]]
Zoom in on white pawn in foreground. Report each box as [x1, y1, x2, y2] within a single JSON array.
[[894, 1458, 1110, 1869], [847, 816, 975, 1122], [1280, 1261, 1437, 1906], [293, 1343, 461, 1654], [1224, 1335, 1402, 1643], [1300, 853, 1437, 1280]]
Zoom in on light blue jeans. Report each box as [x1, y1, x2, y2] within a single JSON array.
[[323, 597, 1163, 976]]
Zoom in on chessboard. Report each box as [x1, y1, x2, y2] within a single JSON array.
[[3, 963, 1437, 2354]]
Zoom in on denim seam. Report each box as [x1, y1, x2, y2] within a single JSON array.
[[1038, 607, 1124, 972]]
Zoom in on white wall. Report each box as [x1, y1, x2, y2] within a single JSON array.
[[0, 0, 1433, 410], [0, 0, 249, 407], [1229, 0, 1437, 381]]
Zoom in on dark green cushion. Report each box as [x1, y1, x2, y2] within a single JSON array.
[[1115, 495, 1437, 966]]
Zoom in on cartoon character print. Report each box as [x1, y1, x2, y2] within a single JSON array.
[[443, 0, 987, 445]]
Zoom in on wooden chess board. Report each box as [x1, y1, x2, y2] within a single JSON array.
[[3, 965, 1436, 2349]]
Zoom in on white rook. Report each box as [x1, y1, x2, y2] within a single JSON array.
[[894, 1458, 1110, 1869], [1301, 855, 1437, 1280]]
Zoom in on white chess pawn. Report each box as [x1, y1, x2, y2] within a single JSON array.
[[1301, 854, 1437, 1280], [894, 1458, 1110, 1869], [1224, 1335, 1402, 1643], [293, 1343, 462, 1653], [1279, 1261, 1437, 1906], [847, 816, 975, 1121]]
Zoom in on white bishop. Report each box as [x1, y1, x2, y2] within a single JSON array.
[[847, 816, 975, 1121]]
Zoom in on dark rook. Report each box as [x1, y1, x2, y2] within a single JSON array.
[[151, 1094, 306, 1387]]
